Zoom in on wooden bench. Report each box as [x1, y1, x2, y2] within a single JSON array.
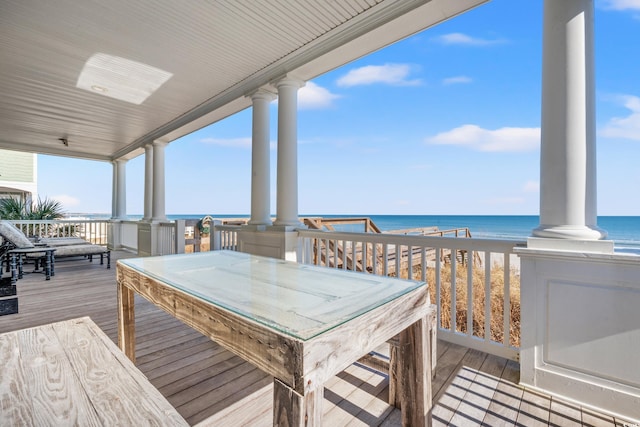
[[0, 317, 188, 426]]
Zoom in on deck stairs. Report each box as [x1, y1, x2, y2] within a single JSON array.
[[301, 217, 480, 276]]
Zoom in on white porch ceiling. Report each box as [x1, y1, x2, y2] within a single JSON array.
[[0, 0, 487, 162]]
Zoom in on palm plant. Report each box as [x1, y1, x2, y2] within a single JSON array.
[[28, 198, 65, 220], [0, 197, 66, 237], [0, 198, 28, 220], [0, 197, 65, 220]]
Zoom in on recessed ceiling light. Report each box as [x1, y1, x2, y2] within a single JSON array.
[[91, 85, 108, 93], [77, 53, 173, 105]]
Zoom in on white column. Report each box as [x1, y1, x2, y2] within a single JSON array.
[[111, 159, 127, 219], [143, 144, 154, 221], [532, 0, 606, 243], [248, 90, 276, 227], [151, 141, 167, 222], [273, 77, 304, 227]]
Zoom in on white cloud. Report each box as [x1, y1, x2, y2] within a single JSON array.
[[426, 124, 540, 152], [599, 0, 640, 10], [336, 64, 421, 87], [443, 76, 472, 85], [199, 137, 252, 148], [523, 180, 540, 193], [434, 33, 506, 46], [600, 95, 640, 140], [52, 194, 80, 208], [298, 81, 340, 109]]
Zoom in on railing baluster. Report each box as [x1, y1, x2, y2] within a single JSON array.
[[407, 245, 413, 280], [362, 242, 368, 274], [503, 252, 511, 347], [435, 248, 441, 329], [342, 240, 347, 270], [372, 243, 378, 276], [467, 249, 473, 336], [484, 251, 492, 341], [383, 244, 388, 276], [451, 253, 457, 333]]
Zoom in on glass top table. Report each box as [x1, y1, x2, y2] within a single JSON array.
[[118, 250, 425, 340], [116, 250, 434, 426]]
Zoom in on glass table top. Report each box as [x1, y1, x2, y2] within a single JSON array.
[[119, 250, 427, 341]]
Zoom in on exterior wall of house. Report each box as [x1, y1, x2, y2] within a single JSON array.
[[518, 249, 640, 421], [0, 149, 37, 202]]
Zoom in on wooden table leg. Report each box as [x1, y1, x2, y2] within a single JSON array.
[[273, 378, 322, 426], [399, 316, 432, 427], [388, 336, 401, 408], [117, 282, 136, 362]]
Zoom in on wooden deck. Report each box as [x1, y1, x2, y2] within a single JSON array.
[[0, 250, 633, 426]]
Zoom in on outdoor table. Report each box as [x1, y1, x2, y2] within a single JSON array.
[[116, 250, 434, 426]]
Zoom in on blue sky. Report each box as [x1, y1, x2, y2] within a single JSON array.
[[38, 0, 640, 216]]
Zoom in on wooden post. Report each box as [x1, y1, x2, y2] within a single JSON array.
[[117, 281, 136, 362], [273, 378, 322, 427], [399, 317, 432, 426]]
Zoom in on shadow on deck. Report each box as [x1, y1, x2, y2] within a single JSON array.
[[0, 250, 629, 426]]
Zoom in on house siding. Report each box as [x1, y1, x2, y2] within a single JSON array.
[[0, 149, 34, 182]]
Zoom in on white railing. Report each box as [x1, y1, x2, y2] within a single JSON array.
[[211, 224, 241, 251], [158, 220, 181, 255], [298, 229, 524, 361], [10, 219, 110, 245]]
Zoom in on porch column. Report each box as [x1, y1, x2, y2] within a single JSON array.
[[531, 0, 609, 249], [248, 90, 276, 227], [111, 159, 127, 219], [273, 77, 304, 228], [143, 144, 154, 221], [151, 140, 167, 222]]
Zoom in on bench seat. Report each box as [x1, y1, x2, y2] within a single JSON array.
[[0, 317, 188, 426]]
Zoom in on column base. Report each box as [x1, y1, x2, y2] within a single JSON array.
[[242, 223, 268, 231], [527, 236, 614, 254], [532, 224, 607, 240]]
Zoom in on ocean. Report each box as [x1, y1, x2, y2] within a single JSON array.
[[165, 214, 640, 254], [87, 213, 640, 254]]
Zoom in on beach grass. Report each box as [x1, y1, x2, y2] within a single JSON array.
[[403, 262, 521, 348]]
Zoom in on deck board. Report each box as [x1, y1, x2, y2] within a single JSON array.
[[0, 250, 635, 426]]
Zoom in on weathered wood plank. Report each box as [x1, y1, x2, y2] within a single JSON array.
[[431, 348, 487, 426], [0, 316, 187, 427], [0, 332, 34, 425], [516, 388, 551, 426], [54, 317, 187, 426], [324, 364, 385, 426], [581, 406, 615, 427], [19, 322, 103, 426], [549, 397, 582, 427], [117, 280, 135, 362], [449, 354, 506, 425], [481, 359, 523, 426], [399, 316, 432, 426]]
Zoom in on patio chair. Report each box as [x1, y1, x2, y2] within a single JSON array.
[[0, 221, 110, 283]]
